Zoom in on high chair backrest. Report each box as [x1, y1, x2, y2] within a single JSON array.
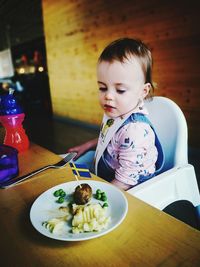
[[127, 97, 200, 217], [145, 96, 188, 172]]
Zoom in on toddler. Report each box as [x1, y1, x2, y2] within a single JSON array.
[[68, 38, 164, 190]]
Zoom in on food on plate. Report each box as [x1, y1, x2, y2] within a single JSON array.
[[42, 184, 110, 235], [59, 206, 69, 213], [53, 188, 66, 204], [95, 189, 108, 207], [73, 183, 92, 204], [95, 189, 108, 202], [42, 205, 71, 234], [53, 188, 66, 197], [42, 216, 67, 234], [72, 203, 110, 233], [102, 202, 108, 208]]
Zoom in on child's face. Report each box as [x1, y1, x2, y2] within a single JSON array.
[[97, 57, 149, 118]]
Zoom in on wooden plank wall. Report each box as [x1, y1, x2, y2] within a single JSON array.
[[42, 0, 200, 147]]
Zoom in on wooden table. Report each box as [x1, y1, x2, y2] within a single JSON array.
[[0, 144, 200, 267]]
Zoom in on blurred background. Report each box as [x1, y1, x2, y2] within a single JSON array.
[[0, 0, 199, 184]]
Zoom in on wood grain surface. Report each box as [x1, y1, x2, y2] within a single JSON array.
[[0, 143, 199, 266], [42, 0, 200, 147]]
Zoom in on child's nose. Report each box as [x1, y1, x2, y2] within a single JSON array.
[[105, 91, 113, 100]]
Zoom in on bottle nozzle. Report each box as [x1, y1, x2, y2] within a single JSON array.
[[9, 88, 15, 95]]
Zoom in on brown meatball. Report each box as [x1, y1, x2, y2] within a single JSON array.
[[73, 184, 92, 204]]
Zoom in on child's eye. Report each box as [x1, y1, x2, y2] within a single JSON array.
[[116, 89, 126, 94], [99, 87, 107, 92]]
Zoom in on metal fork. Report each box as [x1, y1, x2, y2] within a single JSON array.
[[0, 152, 77, 189]]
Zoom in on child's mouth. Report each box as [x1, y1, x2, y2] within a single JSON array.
[[104, 104, 116, 112]]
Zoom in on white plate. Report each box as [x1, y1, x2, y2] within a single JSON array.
[[30, 180, 128, 241]]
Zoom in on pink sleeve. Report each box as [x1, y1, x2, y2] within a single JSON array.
[[113, 122, 158, 186]]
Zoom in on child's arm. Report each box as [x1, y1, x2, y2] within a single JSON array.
[[110, 122, 158, 190], [111, 179, 132, 191], [67, 138, 98, 159]]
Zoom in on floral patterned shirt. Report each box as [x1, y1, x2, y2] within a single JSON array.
[[104, 108, 158, 186]]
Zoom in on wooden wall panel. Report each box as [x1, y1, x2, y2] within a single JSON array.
[[42, 0, 200, 147]]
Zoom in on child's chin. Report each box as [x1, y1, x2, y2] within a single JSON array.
[[105, 111, 118, 118]]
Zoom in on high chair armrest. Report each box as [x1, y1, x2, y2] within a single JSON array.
[[127, 164, 200, 210]]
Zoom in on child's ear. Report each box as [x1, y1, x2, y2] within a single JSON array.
[[142, 83, 151, 98]]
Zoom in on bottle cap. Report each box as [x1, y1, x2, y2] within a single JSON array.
[[0, 89, 23, 116]]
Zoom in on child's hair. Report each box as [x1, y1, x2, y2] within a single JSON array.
[[98, 38, 154, 98]]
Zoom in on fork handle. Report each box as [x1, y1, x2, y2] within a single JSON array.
[[0, 165, 51, 189]]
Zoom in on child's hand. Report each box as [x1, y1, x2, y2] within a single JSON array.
[[67, 138, 98, 160], [111, 179, 133, 191], [67, 144, 88, 160]]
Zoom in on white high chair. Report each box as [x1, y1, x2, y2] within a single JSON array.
[[127, 96, 200, 212]]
